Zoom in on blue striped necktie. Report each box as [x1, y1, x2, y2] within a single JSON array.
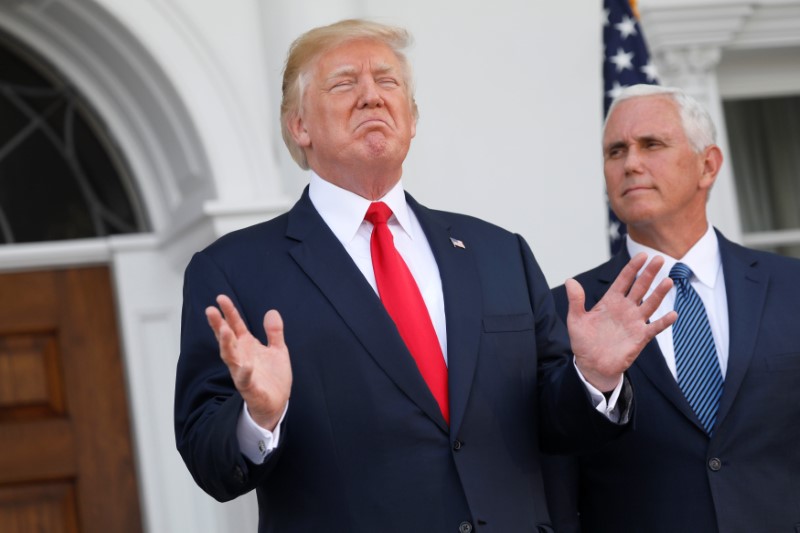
[[669, 262, 724, 435]]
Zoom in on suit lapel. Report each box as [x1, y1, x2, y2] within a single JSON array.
[[593, 252, 700, 425], [715, 232, 768, 428], [408, 195, 482, 436], [286, 190, 448, 432]]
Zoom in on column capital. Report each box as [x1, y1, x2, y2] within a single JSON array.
[[655, 45, 722, 90]]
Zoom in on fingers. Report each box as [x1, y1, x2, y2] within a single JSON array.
[[263, 309, 286, 350], [565, 278, 587, 319], [607, 252, 648, 296], [206, 305, 240, 365], [217, 322, 239, 366], [627, 254, 664, 304], [205, 306, 224, 341], [216, 295, 250, 337], [648, 309, 677, 335], [206, 296, 247, 369], [638, 276, 674, 317]]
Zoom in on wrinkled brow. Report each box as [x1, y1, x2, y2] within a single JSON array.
[[604, 134, 667, 154], [326, 62, 394, 80], [604, 140, 626, 154]]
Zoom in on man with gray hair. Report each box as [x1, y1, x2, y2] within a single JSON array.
[[175, 21, 676, 532], [543, 84, 800, 532]]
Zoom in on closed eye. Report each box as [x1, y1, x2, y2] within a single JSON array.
[[377, 77, 400, 88], [329, 80, 355, 92]]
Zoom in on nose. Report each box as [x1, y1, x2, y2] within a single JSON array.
[[623, 146, 643, 175], [357, 78, 384, 108]]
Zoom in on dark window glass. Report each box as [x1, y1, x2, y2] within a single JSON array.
[[724, 94, 800, 259], [0, 32, 148, 244]]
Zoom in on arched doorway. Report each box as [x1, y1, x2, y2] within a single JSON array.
[[0, 1, 287, 531], [0, 1, 222, 531], [0, 25, 149, 533]]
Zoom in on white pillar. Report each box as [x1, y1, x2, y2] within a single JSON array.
[[656, 45, 743, 243]]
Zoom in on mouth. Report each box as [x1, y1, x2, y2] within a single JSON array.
[[622, 185, 653, 197], [355, 118, 390, 130]]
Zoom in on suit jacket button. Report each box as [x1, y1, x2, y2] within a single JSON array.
[[233, 465, 245, 483], [708, 457, 722, 471], [453, 440, 463, 451], [458, 521, 473, 533]]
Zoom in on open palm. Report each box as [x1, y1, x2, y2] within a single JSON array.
[[206, 294, 292, 431], [566, 253, 676, 392]]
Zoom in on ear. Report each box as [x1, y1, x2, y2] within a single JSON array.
[[287, 112, 311, 148], [699, 145, 723, 190], [410, 99, 418, 139]]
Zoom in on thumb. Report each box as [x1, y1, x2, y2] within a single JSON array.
[[564, 278, 587, 320], [263, 309, 286, 349]]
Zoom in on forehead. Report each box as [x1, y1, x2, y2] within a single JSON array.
[[604, 95, 684, 142], [312, 39, 401, 76]]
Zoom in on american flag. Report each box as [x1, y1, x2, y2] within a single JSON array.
[[603, 0, 658, 254]]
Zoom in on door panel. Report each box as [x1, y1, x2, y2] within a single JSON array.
[[0, 482, 79, 533], [0, 266, 142, 532]]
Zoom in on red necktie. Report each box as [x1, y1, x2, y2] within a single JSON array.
[[365, 202, 449, 424]]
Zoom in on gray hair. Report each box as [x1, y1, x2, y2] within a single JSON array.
[[604, 84, 717, 153], [280, 19, 418, 170]]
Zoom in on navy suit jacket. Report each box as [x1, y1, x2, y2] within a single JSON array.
[[543, 230, 800, 533], [175, 189, 629, 533]]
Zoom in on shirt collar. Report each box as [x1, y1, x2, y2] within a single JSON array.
[[308, 172, 414, 245], [626, 225, 721, 289]]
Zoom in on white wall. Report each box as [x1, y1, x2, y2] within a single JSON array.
[[376, 3, 610, 285], [158, 0, 611, 286]]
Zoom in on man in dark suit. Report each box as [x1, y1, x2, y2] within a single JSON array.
[[543, 84, 800, 532], [174, 21, 676, 532]]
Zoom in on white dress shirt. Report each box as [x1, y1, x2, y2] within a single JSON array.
[[626, 225, 729, 379]]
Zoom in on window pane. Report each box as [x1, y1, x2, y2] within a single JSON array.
[[0, 31, 148, 244], [723, 95, 800, 234], [0, 129, 95, 242]]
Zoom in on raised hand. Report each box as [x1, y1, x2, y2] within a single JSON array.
[[566, 253, 676, 392], [205, 295, 292, 431]]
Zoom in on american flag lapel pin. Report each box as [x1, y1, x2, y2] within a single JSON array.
[[450, 237, 466, 249]]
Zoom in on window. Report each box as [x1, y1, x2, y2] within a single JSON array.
[[723, 95, 800, 258], [0, 32, 148, 245]]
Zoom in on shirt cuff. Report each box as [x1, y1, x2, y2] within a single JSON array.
[[573, 357, 625, 424], [236, 402, 288, 464]]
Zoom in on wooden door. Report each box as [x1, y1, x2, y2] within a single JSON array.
[[0, 266, 142, 532]]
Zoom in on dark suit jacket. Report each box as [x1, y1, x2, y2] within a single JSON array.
[[543, 230, 800, 533], [175, 189, 629, 533]]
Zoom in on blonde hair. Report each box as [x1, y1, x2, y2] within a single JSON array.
[[280, 19, 419, 169]]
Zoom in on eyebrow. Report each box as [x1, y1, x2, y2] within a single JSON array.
[[637, 134, 665, 144], [605, 134, 667, 152], [326, 62, 395, 81], [604, 140, 626, 153]]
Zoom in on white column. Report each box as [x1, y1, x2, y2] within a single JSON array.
[[655, 45, 743, 243]]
